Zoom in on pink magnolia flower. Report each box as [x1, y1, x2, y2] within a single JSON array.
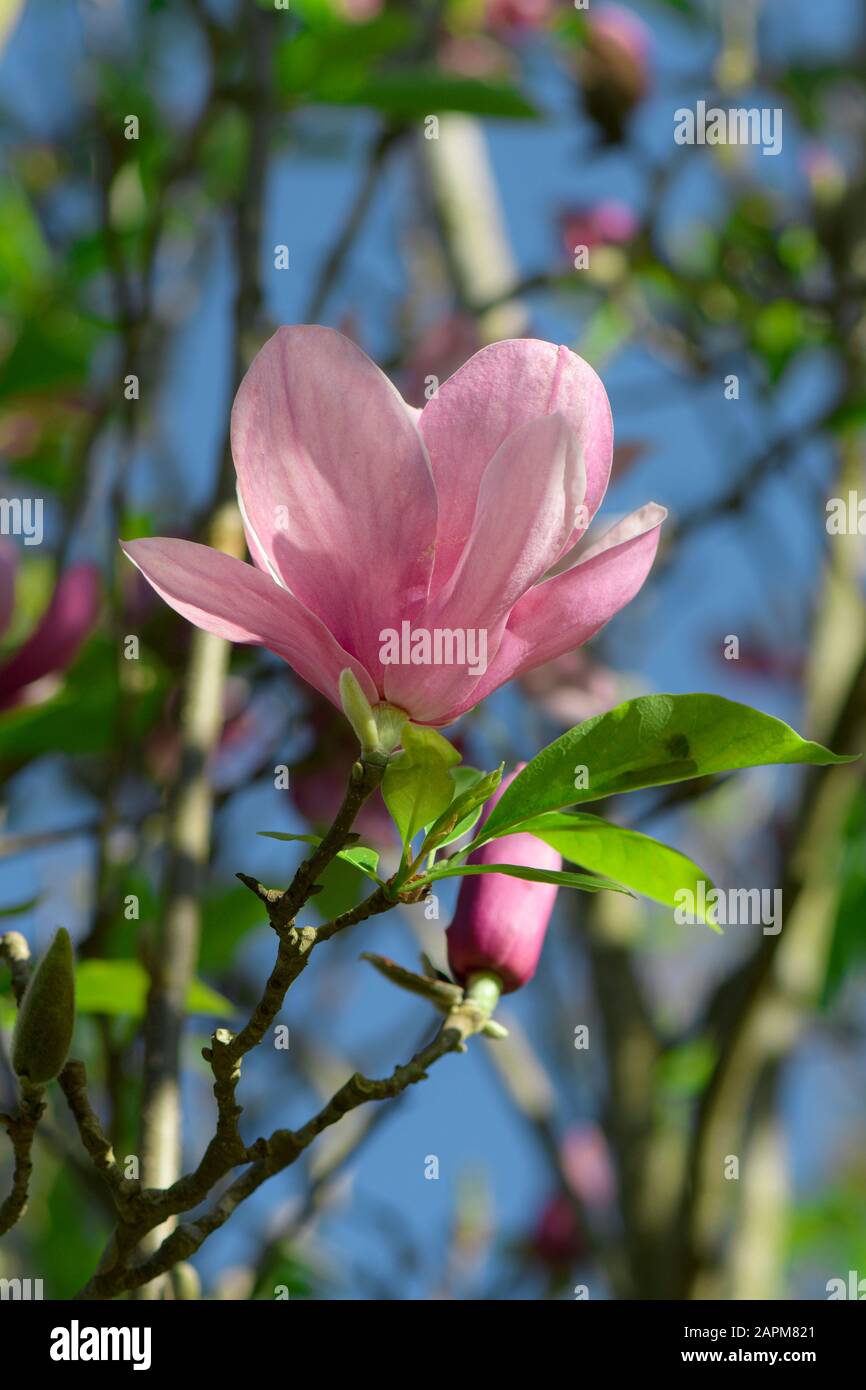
[[520, 648, 619, 726], [531, 1193, 585, 1268], [337, 0, 383, 21], [529, 1124, 615, 1269], [446, 766, 562, 993], [801, 143, 846, 205], [588, 4, 651, 75], [485, 0, 553, 32], [560, 1124, 616, 1210], [122, 327, 664, 729], [400, 314, 481, 409], [0, 543, 100, 711], [560, 200, 639, 258], [438, 33, 511, 78]]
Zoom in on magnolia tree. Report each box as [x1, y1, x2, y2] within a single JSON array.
[[0, 329, 851, 1297]]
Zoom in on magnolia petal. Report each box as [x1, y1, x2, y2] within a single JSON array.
[[432, 505, 665, 725], [231, 325, 438, 682], [434, 413, 586, 626], [121, 537, 378, 708], [419, 339, 613, 591], [570, 501, 667, 565], [382, 415, 586, 722]]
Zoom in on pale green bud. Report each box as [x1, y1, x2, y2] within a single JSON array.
[[339, 669, 379, 754], [339, 669, 407, 759], [12, 928, 76, 1085]]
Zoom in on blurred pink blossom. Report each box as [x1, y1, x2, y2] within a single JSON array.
[[580, 4, 652, 143], [520, 649, 619, 726], [0, 543, 100, 711], [529, 1124, 615, 1269], [589, 3, 651, 73], [400, 315, 481, 409], [145, 678, 288, 791], [438, 33, 512, 78], [485, 0, 553, 32], [532, 1193, 585, 1267], [560, 199, 640, 258], [337, 0, 383, 22], [801, 143, 847, 204], [561, 1123, 616, 1209]]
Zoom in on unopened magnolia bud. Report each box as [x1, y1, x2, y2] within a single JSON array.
[[447, 768, 562, 994], [12, 928, 76, 1085]]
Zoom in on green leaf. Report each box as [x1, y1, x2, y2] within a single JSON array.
[[312, 855, 365, 922], [257, 831, 319, 845], [256, 832, 381, 880], [656, 1038, 717, 1097], [0, 896, 39, 918], [476, 695, 855, 841], [339, 845, 380, 876], [74, 960, 233, 1018], [421, 862, 633, 895], [422, 765, 502, 853], [311, 70, 539, 120], [519, 811, 718, 926], [199, 883, 270, 974], [382, 725, 461, 845]]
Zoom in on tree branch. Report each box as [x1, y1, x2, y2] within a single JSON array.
[[75, 994, 489, 1298]]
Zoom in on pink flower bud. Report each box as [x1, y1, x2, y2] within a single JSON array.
[[531, 1193, 586, 1269], [559, 200, 639, 258], [0, 559, 100, 710], [589, 5, 651, 75], [338, 0, 383, 21], [485, 0, 552, 33], [0, 539, 16, 638], [529, 1125, 614, 1271], [446, 766, 562, 993], [520, 649, 619, 727], [560, 1124, 616, 1209], [580, 4, 652, 144]]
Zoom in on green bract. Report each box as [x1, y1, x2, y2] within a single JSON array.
[[382, 724, 461, 845]]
